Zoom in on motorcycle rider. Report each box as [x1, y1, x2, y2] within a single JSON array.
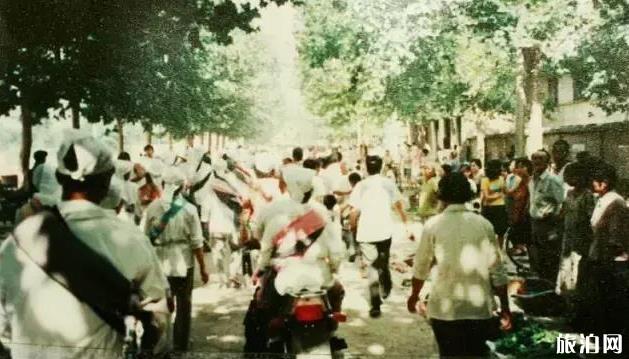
[[245, 164, 345, 352]]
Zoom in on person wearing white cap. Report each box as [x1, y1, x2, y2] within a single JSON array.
[[144, 166, 209, 352], [203, 156, 246, 288], [0, 131, 170, 358], [254, 165, 345, 303]]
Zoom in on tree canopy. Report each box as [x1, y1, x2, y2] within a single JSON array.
[[0, 0, 298, 137]]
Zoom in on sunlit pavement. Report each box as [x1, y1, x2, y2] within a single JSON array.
[[187, 221, 439, 358]]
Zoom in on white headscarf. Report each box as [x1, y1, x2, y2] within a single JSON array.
[[57, 130, 115, 181], [161, 166, 186, 201]]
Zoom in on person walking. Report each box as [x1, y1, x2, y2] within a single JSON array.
[[349, 155, 410, 318], [145, 167, 209, 352], [0, 132, 170, 358], [528, 150, 565, 283], [407, 172, 512, 358], [481, 159, 508, 248]]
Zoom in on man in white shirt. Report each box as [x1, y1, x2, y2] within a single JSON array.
[[349, 155, 409, 318], [528, 150, 565, 282], [0, 131, 170, 358], [145, 167, 209, 351], [407, 173, 511, 357]]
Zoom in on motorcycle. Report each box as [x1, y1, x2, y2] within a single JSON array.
[[267, 261, 348, 358]]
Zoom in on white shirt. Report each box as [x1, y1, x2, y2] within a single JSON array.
[[145, 196, 204, 277], [312, 174, 329, 201], [348, 174, 402, 243], [255, 199, 345, 289], [413, 204, 508, 321], [0, 200, 169, 358]]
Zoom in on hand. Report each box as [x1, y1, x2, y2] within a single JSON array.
[[407, 295, 419, 313], [252, 270, 261, 286], [200, 268, 210, 284], [500, 310, 513, 331]]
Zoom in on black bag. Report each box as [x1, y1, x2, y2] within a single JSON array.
[[12, 207, 161, 351]]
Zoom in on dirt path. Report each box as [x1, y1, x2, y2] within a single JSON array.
[[187, 243, 438, 358]]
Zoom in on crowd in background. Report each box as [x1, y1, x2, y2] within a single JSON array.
[[0, 134, 627, 358]]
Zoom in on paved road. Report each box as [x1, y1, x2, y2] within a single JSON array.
[[187, 229, 439, 358]]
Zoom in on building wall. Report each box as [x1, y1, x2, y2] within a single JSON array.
[[546, 75, 627, 129]]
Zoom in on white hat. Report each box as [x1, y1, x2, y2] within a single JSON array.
[[57, 130, 115, 181], [282, 166, 315, 202]]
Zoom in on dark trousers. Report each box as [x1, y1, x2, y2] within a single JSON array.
[[360, 238, 392, 309], [431, 318, 494, 358], [168, 268, 194, 351], [528, 218, 562, 283], [574, 260, 629, 344]]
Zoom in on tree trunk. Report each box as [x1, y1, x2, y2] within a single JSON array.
[[168, 133, 174, 151], [207, 132, 212, 152], [71, 102, 80, 129], [514, 50, 528, 157], [116, 118, 124, 153], [146, 131, 153, 146], [408, 122, 419, 145], [20, 106, 33, 190], [523, 47, 543, 155], [187, 134, 194, 148]]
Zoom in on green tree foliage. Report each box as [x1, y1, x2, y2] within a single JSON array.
[[562, 0, 629, 114], [0, 0, 298, 133]]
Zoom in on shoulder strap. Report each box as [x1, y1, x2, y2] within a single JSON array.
[[12, 208, 135, 335], [148, 199, 186, 244], [190, 172, 212, 195], [272, 209, 326, 247]]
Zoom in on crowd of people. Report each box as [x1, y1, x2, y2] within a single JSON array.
[[405, 139, 628, 356], [0, 132, 627, 358]]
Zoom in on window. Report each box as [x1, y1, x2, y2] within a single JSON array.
[[573, 74, 588, 102]]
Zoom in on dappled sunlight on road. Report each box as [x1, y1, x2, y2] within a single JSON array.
[[187, 225, 438, 357], [367, 343, 386, 355]]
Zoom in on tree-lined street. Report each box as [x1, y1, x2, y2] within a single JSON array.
[[1, 1, 628, 358]]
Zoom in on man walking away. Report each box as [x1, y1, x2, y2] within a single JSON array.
[[0, 131, 170, 358], [349, 155, 410, 318], [145, 167, 209, 351]]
